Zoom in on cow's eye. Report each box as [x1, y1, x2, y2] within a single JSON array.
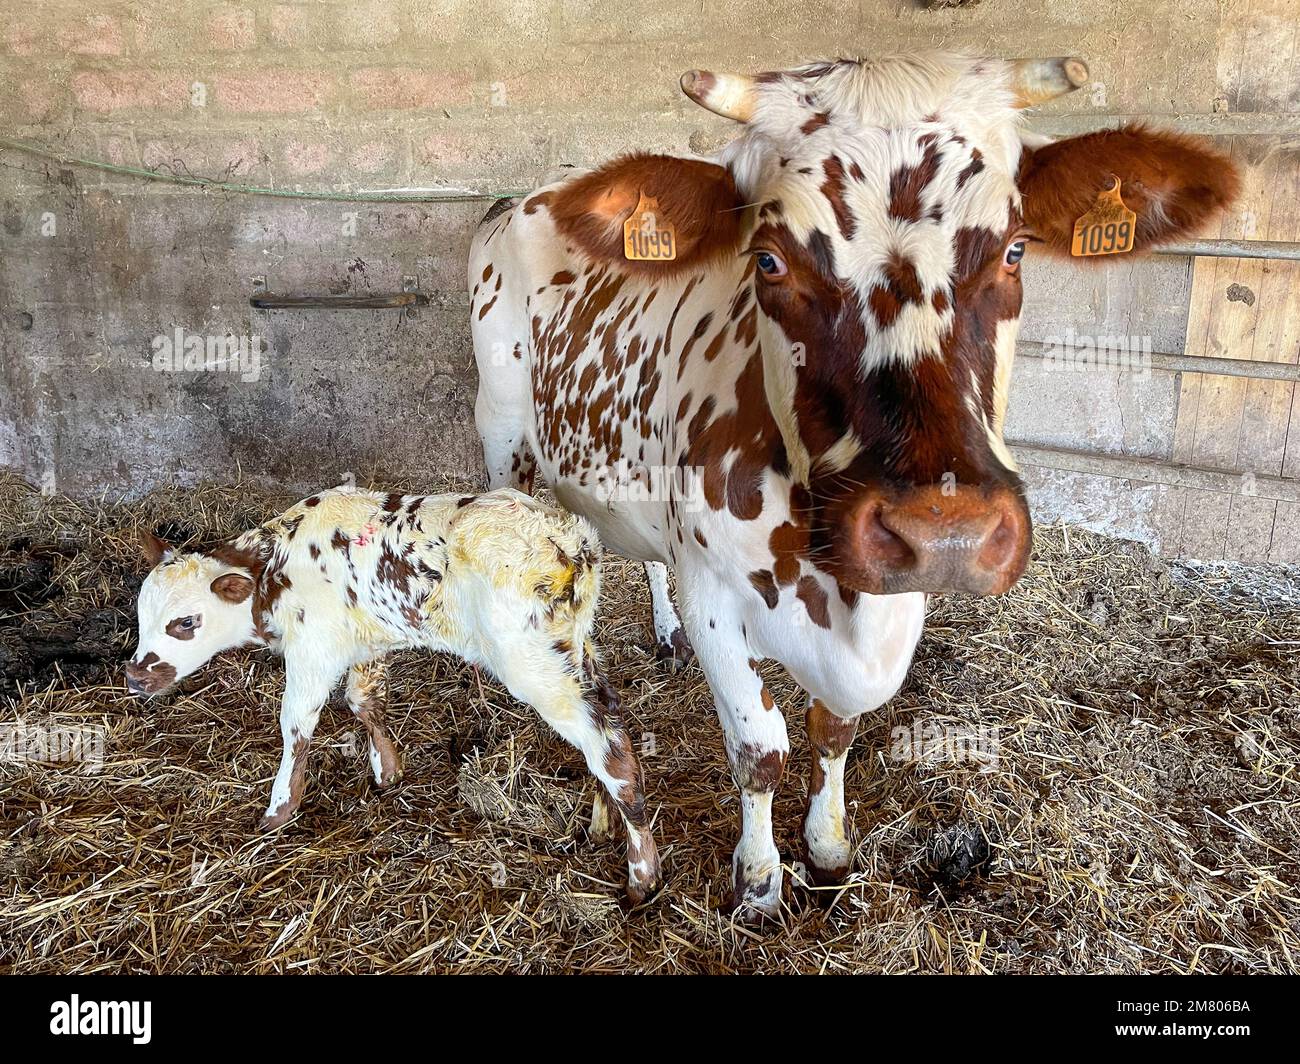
[[1003, 240, 1026, 268], [754, 250, 788, 278]]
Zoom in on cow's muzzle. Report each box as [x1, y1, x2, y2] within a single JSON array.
[[837, 483, 1031, 596]]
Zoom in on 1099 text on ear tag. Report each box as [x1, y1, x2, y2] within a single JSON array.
[[1071, 177, 1137, 257], [623, 193, 676, 261]]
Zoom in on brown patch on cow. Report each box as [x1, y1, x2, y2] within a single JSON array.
[[522, 191, 553, 215], [820, 156, 856, 240], [738, 745, 787, 792], [837, 583, 859, 610], [377, 542, 417, 593], [551, 270, 577, 285], [383, 493, 403, 513], [547, 153, 745, 277], [769, 519, 809, 586], [683, 350, 784, 520], [165, 615, 199, 640], [801, 111, 830, 136], [888, 136, 944, 223], [867, 252, 924, 328], [955, 148, 984, 191], [693, 527, 708, 548], [796, 575, 831, 629], [760, 688, 775, 711], [749, 569, 779, 609], [331, 530, 350, 553], [304, 495, 320, 507]]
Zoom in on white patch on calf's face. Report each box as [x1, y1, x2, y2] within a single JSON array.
[[130, 554, 259, 692]]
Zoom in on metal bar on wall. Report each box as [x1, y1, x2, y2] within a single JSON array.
[[1016, 342, 1300, 382], [1011, 445, 1300, 504], [1151, 239, 1300, 261]]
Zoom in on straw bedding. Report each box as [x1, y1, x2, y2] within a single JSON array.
[[1, 472, 1297, 973]]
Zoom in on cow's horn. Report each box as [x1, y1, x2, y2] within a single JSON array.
[[1008, 57, 1089, 107], [680, 70, 757, 123]]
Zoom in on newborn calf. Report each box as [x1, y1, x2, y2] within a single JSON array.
[[126, 487, 661, 902]]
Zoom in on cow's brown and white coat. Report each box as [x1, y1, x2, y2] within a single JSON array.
[[470, 52, 1238, 916], [127, 487, 660, 903]]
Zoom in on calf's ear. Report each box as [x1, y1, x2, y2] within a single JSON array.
[[210, 572, 255, 604], [1018, 125, 1240, 256], [140, 530, 173, 567], [546, 153, 745, 275]]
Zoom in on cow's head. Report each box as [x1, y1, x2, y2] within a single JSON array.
[[125, 532, 259, 696], [683, 54, 1237, 595], [555, 53, 1237, 596]]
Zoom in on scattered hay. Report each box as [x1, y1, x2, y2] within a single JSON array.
[[0, 472, 1296, 973]]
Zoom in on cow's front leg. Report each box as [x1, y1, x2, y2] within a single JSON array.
[[689, 620, 789, 919], [346, 658, 402, 787], [803, 697, 859, 886], [645, 562, 694, 670], [259, 659, 342, 831]]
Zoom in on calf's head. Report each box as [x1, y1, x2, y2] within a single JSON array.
[[125, 533, 258, 697], [555, 53, 1238, 596]]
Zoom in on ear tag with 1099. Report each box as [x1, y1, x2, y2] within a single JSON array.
[[1071, 177, 1136, 257], [623, 193, 676, 261]]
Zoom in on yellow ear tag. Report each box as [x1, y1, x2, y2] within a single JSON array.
[[1071, 177, 1137, 257], [623, 193, 677, 261]]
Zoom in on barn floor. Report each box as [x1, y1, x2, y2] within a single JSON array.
[[1, 472, 1297, 974]]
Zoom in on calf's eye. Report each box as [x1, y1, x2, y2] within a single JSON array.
[[166, 615, 201, 639]]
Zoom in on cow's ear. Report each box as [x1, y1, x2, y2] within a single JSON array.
[[210, 572, 255, 604], [546, 153, 746, 274], [1018, 126, 1240, 257], [140, 530, 173, 567]]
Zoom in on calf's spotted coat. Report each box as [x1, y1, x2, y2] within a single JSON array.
[[126, 487, 660, 903]]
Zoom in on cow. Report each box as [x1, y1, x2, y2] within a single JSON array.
[[126, 487, 661, 903], [468, 52, 1239, 919]]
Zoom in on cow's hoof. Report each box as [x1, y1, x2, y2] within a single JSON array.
[[803, 859, 851, 888], [725, 856, 783, 923], [654, 628, 695, 672]]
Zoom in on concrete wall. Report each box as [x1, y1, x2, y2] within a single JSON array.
[[1, 1, 1297, 557]]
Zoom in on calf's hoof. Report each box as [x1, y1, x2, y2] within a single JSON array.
[[257, 805, 296, 832], [588, 792, 615, 843], [654, 628, 695, 673], [626, 867, 663, 906]]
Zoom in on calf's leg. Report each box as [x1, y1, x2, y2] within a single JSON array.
[[346, 658, 402, 787], [644, 561, 693, 670], [493, 651, 661, 904], [260, 658, 341, 831]]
